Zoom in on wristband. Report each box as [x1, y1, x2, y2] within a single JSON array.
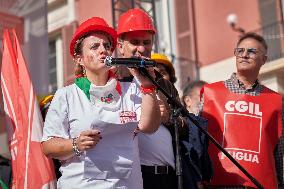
[[140, 85, 156, 94], [72, 137, 82, 157]]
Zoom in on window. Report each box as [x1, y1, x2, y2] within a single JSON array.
[[282, 0, 284, 20], [48, 34, 63, 93], [48, 39, 57, 93]]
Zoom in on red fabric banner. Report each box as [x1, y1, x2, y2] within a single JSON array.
[[1, 29, 56, 189]]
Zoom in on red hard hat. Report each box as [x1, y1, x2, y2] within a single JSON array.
[[70, 17, 117, 57], [117, 8, 156, 36]]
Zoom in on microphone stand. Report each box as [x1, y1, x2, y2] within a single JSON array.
[[172, 106, 183, 189], [137, 67, 264, 189]]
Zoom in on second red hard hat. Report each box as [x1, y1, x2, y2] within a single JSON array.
[[117, 8, 156, 36]]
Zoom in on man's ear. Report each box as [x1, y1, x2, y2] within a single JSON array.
[[117, 41, 124, 56], [262, 55, 267, 65]]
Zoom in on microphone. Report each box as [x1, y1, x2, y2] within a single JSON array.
[[104, 56, 157, 68]]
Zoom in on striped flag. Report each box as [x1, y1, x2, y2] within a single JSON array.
[[1, 29, 56, 188]]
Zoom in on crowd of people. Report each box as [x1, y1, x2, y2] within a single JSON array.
[[0, 7, 283, 189]]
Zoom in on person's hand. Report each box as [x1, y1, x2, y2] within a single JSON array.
[[129, 67, 156, 87], [110, 66, 132, 80], [159, 100, 169, 123], [157, 92, 170, 123], [76, 130, 102, 152]]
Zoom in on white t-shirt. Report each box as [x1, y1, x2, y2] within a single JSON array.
[[138, 125, 175, 168], [42, 78, 143, 189]]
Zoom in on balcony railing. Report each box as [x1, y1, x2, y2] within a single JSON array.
[[251, 20, 284, 62]]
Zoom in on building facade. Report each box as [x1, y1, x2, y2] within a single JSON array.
[[174, 0, 284, 97]]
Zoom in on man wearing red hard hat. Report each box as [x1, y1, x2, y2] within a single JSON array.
[[117, 8, 181, 189], [115, 8, 156, 80]]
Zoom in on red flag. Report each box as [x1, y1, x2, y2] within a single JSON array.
[[1, 29, 56, 189]]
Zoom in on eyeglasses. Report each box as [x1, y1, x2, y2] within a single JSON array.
[[234, 47, 264, 58]]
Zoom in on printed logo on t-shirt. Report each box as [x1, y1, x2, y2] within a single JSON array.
[[119, 111, 137, 124], [100, 93, 114, 104], [220, 100, 262, 164]]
